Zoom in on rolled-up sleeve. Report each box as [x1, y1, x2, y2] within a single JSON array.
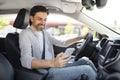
[[19, 31, 35, 69], [46, 31, 68, 47]]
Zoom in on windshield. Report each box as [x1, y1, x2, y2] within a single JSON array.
[[82, 0, 120, 34]]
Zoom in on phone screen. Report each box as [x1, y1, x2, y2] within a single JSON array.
[[64, 48, 75, 56]]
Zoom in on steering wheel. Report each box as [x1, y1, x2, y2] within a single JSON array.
[[75, 32, 93, 61]]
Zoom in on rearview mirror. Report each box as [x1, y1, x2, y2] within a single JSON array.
[[82, 0, 107, 10], [96, 0, 107, 8], [82, 0, 95, 10]]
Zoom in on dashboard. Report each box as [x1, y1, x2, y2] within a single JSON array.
[[95, 37, 120, 73]]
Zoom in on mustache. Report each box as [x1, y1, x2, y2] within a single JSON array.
[[36, 24, 45, 29], [37, 24, 44, 27], [37, 24, 45, 26], [37, 24, 45, 27]]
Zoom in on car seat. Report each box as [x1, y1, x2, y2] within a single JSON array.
[[0, 53, 14, 80], [5, 8, 46, 80], [5, 8, 29, 69]]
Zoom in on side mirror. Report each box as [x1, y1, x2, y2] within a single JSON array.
[[96, 0, 107, 9]]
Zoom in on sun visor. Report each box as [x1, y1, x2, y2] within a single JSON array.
[[61, 2, 78, 13]]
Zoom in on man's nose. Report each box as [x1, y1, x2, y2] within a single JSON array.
[[41, 19, 46, 25]]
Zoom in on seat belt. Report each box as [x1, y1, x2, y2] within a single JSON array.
[[42, 31, 50, 71], [42, 30, 45, 59]]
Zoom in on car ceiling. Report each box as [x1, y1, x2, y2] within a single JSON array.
[[0, 0, 83, 14]]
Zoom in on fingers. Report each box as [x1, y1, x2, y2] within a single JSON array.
[[60, 58, 71, 67], [81, 32, 88, 39], [61, 55, 70, 59], [56, 52, 70, 59], [56, 52, 64, 57], [62, 56, 71, 62], [54, 52, 71, 68], [57, 52, 71, 61], [57, 58, 70, 68]]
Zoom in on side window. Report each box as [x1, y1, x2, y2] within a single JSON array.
[[47, 23, 97, 41], [46, 17, 97, 41], [0, 14, 16, 37], [46, 23, 82, 40]]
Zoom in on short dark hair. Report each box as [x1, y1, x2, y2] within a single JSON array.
[[30, 5, 49, 16], [29, 5, 49, 25]]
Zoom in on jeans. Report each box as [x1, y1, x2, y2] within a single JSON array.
[[46, 57, 97, 80]]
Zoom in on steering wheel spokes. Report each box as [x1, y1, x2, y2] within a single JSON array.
[[75, 32, 93, 61]]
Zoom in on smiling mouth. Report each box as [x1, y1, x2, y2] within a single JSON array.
[[37, 24, 45, 29]]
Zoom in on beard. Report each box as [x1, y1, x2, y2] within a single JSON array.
[[35, 24, 45, 31]]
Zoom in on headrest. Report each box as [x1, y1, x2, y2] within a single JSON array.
[[13, 8, 29, 29]]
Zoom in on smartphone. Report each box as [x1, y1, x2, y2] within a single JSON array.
[[64, 48, 75, 56]]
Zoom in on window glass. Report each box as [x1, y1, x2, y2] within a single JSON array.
[[46, 14, 89, 40], [83, 0, 120, 34], [0, 13, 94, 40], [0, 14, 17, 37]]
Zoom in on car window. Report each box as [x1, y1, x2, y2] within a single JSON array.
[[46, 14, 94, 41], [82, 0, 120, 34], [0, 14, 17, 37], [0, 13, 96, 40]]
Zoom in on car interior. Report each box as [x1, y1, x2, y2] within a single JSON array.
[[0, 0, 120, 80]]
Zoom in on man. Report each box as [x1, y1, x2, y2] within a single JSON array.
[[19, 5, 97, 80]]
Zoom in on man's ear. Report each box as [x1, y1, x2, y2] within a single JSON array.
[[30, 16, 33, 22]]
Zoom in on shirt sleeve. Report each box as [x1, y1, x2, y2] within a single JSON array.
[[19, 30, 36, 69], [45, 31, 68, 47]]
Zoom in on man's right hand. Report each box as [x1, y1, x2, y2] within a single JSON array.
[[52, 52, 71, 68]]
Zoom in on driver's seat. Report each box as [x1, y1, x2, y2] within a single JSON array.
[[5, 8, 45, 80], [5, 8, 29, 69]]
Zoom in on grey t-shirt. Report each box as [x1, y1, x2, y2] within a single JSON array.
[[19, 27, 67, 72]]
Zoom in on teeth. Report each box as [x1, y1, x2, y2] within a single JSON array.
[[38, 25, 44, 29]]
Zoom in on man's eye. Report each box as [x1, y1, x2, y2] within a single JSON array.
[[38, 18, 42, 20]]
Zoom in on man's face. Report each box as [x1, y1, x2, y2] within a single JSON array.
[[30, 12, 48, 31]]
